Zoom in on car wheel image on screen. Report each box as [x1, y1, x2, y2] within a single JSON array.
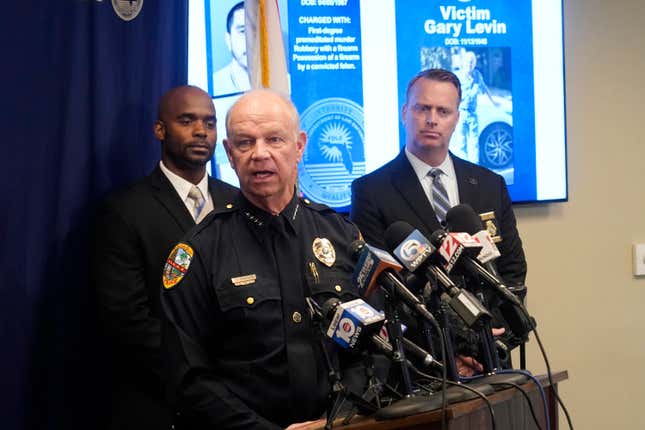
[[479, 122, 513, 169]]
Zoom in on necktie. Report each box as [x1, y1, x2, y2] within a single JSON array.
[[187, 185, 205, 221], [429, 168, 450, 223]]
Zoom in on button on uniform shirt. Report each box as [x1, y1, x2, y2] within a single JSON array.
[[161, 193, 363, 429]]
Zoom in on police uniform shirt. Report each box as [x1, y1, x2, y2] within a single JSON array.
[[161, 192, 362, 429]]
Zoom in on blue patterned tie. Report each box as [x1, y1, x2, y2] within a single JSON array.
[[429, 168, 450, 224]]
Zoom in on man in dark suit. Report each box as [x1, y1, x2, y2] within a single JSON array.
[[350, 69, 526, 375], [350, 69, 526, 287], [93, 85, 238, 429]]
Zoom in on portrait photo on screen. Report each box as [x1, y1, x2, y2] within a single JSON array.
[[420, 46, 514, 183], [208, 0, 251, 97]]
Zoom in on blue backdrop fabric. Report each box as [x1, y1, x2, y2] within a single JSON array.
[[1, 2, 187, 429]]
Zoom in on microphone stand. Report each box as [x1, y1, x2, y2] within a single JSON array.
[[476, 289, 501, 373], [466, 289, 530, 387], [381, 286, 416, 396], [478, 321, 501, 372], [430, 294, 459, 382], [374, 287, 462, 420], [305, 298, 379, 430], [339, 352, 401, 426]]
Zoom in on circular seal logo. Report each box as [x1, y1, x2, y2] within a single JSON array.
[[298, 98, 365, 208], [112, 0, 144, 22]]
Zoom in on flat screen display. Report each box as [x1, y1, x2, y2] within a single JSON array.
[[188, 0, 567, 210]]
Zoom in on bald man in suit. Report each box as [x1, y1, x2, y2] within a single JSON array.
[[93, 86, 238, 429]]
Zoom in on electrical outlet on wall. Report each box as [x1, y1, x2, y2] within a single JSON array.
[[633, 244, 645, 276]]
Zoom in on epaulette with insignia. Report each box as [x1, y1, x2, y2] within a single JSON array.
[[300, 197, 333, 212], [190, 201, 238, 237], [214, 201, 237, 214]]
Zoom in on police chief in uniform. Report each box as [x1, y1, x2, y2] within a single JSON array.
[[161, 89, 364, 429]]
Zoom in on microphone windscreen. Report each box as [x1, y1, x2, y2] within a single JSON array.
[[321, 297, 341, 321], [445, 204, 483, 234], [384, 221, 416, 252], [429, 229, 447, 247], [349, 240, 366, 262]]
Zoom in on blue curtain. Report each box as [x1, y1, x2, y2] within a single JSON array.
[[2, 2, 187, 429]]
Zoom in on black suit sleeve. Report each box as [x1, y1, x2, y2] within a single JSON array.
[[494, 178, 527, 287], [93, 202, 164, 381], [350, 179, 388, 250]]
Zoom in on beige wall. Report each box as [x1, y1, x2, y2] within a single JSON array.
[[515, 0, 645, 428]]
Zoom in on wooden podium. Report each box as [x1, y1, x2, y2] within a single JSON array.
[[316, 371, 568, 430]]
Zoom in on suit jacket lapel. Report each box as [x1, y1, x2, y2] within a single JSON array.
[[148, 166, 195, 232], [390, 151, 442, 233], [452, 154, 481, 209]]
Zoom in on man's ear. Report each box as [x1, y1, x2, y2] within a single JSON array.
[[224, 32, 232, 52], [401, 103, 409, 124], [154, 120, 165, 141], [296, 131, 307, 163]]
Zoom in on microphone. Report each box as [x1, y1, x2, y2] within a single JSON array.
[[322, 297, 443, 370], [434, 230, 483, 274], [350, 241, 437, 325], [429, 226, 537, 342], [429, 229, 523, 308], [445, 204, 501, 272], [444, 203, 529, 312], [323, 297, 385, 350], [444, 206, 538, 375], [384, 222, 492, 329]]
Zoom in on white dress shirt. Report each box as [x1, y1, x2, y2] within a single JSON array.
[[159, 161, 212, 220], [405, 148, 460, 208]]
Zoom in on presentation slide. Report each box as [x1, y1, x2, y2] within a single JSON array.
[[188, 0, 567, 211]]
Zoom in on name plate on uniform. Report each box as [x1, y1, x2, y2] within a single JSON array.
[[231, 274, 257, 287]]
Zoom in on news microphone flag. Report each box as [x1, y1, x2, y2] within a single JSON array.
[[245, 0, 289, 93], [435, 232, 482, 273], [352, 243, 404, 298], [391, 229, 436, 272], [326, 298, 385, 349], [471, 230, 501, 265]]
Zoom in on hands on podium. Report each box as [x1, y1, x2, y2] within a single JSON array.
[[457, 327, 505, 376], [285, 418, 327, 430]]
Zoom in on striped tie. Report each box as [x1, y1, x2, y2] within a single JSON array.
[[187, 185, 206, 221], [429, 168, 450, 224]]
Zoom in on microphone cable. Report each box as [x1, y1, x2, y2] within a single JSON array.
[[506, 296, 574, 430], [498, 298, 574, 430], [412, 367, 497, 430], [532, 327, 574, 430], [462, 369, 545, 430]]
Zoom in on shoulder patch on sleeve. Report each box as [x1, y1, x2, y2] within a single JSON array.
[[163, 243, 194, 289]]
